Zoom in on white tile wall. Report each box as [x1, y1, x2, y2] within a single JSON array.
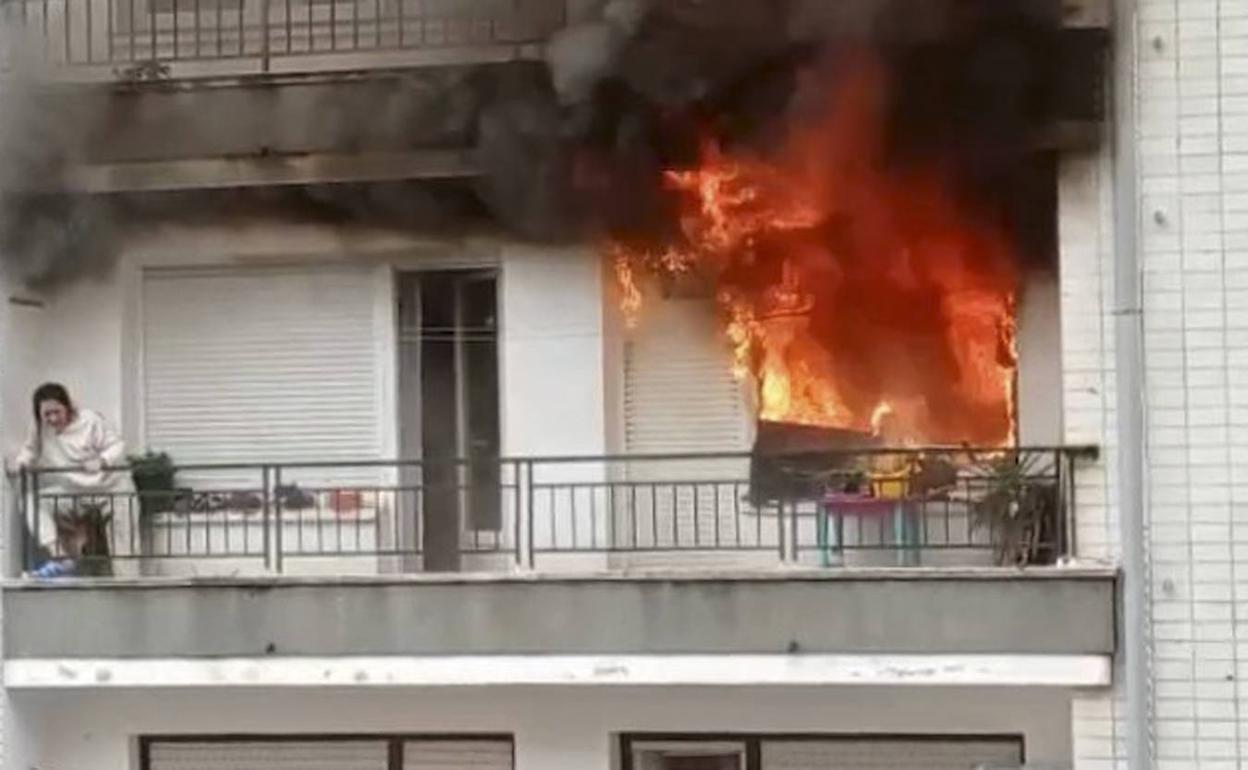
[[1069, 0, 1248, 764]]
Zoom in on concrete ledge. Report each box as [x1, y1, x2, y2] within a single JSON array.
[[3, 653, 1113, 689], [2, 565, 1119, 589], [4, 570, 1117, 659]]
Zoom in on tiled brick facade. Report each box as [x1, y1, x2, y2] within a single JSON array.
[[1068, 0, 1248, 764]]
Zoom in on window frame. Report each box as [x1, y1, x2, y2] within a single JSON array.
[[619, 732, 1027, 770], [139, 733, 515, 770]]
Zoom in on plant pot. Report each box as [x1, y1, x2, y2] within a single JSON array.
[[133, 470, 179, 519]]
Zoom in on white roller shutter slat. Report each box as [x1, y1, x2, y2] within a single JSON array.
[[760, 738, 1023, 770], [403, 740, 512, 770], [620, 298, 753, 560], [623, 298, 748, 454], [148, 741, 388, 770], [141, 266, 382, 474]]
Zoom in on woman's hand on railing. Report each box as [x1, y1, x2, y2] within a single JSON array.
[[80, 458, 103, 474]]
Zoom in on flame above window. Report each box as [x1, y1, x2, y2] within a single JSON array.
[[610, 54, 1019, 447]]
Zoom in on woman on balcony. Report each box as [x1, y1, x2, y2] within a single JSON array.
[[8, 383, 126, 577]]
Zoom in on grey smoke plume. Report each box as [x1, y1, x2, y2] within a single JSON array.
[[0, 32, 119, 290], [545, 0, 647, 105]]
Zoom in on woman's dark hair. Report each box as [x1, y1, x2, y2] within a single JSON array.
[[32, 382, 74, 427]]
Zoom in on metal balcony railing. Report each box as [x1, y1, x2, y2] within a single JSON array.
[[0, 0, 563, 75], [11, 446, 1097, 578]]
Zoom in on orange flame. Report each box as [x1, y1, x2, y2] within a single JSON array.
[[610, 56, 1019, 446]]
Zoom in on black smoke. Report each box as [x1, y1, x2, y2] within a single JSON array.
[[481, 0, 1081, 262], [0, 0, 1090, 288]]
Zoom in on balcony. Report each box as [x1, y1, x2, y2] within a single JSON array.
[[13, 446, 1099, 577], [0, 0, 565, 79], [3, 446, 1115, 673]]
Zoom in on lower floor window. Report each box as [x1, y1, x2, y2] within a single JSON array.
[[142, 736, 513, 770], [622, 734, 1024, 770]]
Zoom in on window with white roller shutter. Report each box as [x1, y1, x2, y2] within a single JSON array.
[[140, 266, 383, 470], [145, 740, 389, 770], [618, 296, 755, 558], [759, 738, 1024, 770], [403, 739, 512, 770], [623, 296, 750, 455], [144, 737, 512, 770], [622, 736, 1024, 770]]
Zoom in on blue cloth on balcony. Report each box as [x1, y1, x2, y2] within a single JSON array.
[[30, 559, 77, 579]]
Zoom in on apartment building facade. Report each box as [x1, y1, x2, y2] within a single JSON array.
[[0, 0, 1239, 766]]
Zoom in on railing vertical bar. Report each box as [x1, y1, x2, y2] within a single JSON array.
[[692, 483, 700, 547], [128, 0, 136, 60], [525, 460, 535, 568], [273, 466, 285, 573], [648, 483, 657, 548], [127, 492, 137, 562], [259, 0, 269, 70], [261, 466, 271, 569], [792, 502, 801, 561], [147, 0, 156, 64], [590, 481, 599, 549], [328, 0, 335, 49], [626, 484, 637, 550], [569, 484, 578, 550], [1064, 449, 1076, 559], [106, 0, 115, 68], [62, 0, 71, 64], [341, 482, 350, 553], [668, 484, 677, 547], [607, 482, 617, 553], [203, 488, 212, 556], [776, 501, 787, 563], [395, 0, 403, 45], [512, 461, 522, 566], [85, 0, 94, 63]]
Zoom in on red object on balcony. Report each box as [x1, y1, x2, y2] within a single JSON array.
[[329, 490, 361, 516]]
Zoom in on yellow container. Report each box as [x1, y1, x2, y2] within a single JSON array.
[[871, 474, 909, 500]]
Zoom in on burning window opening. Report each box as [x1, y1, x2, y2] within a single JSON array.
[[610, 56, 1020, 448]]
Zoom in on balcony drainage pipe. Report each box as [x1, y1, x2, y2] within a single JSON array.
[[1111, 0, 1154, 764]]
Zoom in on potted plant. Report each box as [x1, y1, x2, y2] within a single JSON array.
[[129, 451, 180, 520], [969, 451, 1060, 567]]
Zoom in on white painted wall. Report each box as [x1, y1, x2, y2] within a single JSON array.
[[10, 685, 1075, 770], [16, 223, 609, 463], [498, 241, 607, 458], [1016, 268, 1064, 447]]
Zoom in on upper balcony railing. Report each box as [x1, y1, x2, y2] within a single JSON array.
[[12, 445, 1097, 578], [0, 0, 563, 78]]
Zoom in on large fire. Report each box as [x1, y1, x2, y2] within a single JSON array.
[[611, 57, 1019, 446]]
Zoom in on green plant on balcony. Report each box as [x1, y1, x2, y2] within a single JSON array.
[[128, 450, 179, 519], [969, 450, 1060, 567]]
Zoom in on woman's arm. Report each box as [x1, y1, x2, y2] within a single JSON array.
[[93, 416, 127, 468], [12, 427, 39, 471]]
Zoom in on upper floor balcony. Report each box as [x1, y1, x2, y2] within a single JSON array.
[[0, 0, 565, 80]]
